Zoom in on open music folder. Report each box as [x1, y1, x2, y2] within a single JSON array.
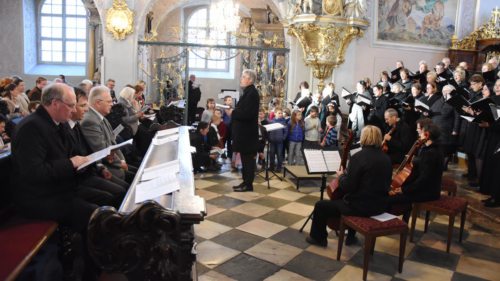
[[302, 149, 341, 174]]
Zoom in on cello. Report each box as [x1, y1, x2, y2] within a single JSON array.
[[390, 138, 426, 191], [326, 129, 354, 200]]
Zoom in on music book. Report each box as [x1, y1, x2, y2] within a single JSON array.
[[389, 67, 402, 83], [341, 87, 354, 99], [263, 123, 285, 132], [356, 94, 372, 107], [490, 104, 500, 121], [77, 139, 133, 171], [448, 96, 495, 119], [141, 105, 151, 113], [302, 149, 341, 174], [414, 99, 430, 112]]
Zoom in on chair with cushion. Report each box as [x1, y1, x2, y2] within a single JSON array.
[[409, 176, 467, 253], [337, 215, 408, 281]]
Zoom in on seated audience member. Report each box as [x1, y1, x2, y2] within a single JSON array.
[[389, 120, 444, 205], [208, 114, 223, 148], [28, 101, 40, 113], [105, 78, 117, 102], [320, 115, 338, 151], [28, 76, 48, 102], [306, 125, 392, 247], [214, 108, 227, 148], [118, 86, 144, 136], [79, 79, 93, 94], [65, 87, 127, 208], [3, 82, 29, 118], [383, 108, 412, 164], [190, 121, 218, 173], [80, 86, 136, 183], [0, 113, 8, 148], [11, 83, 98, 233]]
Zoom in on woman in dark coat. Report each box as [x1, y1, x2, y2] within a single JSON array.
[[306, 125, 392, 247], [232, 70, 260, 192]]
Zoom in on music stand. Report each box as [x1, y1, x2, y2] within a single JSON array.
[[256, 123, 286, 189], [298, 148, 339, 232]]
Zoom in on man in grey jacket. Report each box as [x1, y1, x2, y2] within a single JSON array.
[[81, 86, 135, 182]]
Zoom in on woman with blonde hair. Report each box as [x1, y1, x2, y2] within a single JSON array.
[[306, 125, 392, 247]]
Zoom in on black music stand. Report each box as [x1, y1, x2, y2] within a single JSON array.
[[257, 139, 283, 189], [298, 148, 339, 232]]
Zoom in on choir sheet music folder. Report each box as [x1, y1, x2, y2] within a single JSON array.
[[302, 149, 341, 175]]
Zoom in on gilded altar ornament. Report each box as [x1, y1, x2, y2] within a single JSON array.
[[106, 0, 134, 40], [451, 7, 500, 50], [323, 0, 343, 16]]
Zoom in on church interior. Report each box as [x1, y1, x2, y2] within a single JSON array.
[[0, 0, 500, 280]]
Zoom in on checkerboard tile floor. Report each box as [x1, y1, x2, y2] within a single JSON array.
[[194, 166, 500, 281]]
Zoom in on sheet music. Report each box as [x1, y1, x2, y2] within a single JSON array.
[[460, 115, 475, 123], [415, 99, 430, 111], [141, 159, 180, 181], [303, 149, 328, 173], [113, 124, 124, 138], [216, 103, 230, 109], [144, 113, 155, 121], [323, 150, 341, 171], [341, 88, 352, 98], [77, 147, 111, 171], [135, 173, 180, 204], [152, 134, 179, 145], [371, 212, 398, 222], [263, 123, 285, 132], [109, 139, 133, 151], [210, 147, 225, 155], [156, 127, 179, 137]]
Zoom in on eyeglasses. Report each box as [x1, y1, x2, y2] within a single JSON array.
[[57, 99, 76, 109], [97, 99, 113, 104]]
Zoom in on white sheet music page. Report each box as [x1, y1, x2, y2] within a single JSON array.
[[156, 127, 179, 137], [263, 123, 285, 132], [109, 138, 133, 151], [77, 147, 111, 171], [141, 159, 180, 182], [152, 134, 179, 145], [135, 173, 180, 204], [323, 150, 341, 172], [350, 147, 362, 156], [303, 149, 328, 173], [113, 124, 124, 138], [371, 212, 398, 222]]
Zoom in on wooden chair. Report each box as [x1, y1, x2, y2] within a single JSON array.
[[337, 216, 408, 281], [409, 176, 468, 253]]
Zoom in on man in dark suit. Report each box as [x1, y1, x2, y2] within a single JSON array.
[[66, 87, 127, 208], [232, 69, 260, 192], [368, 84, 389, 132], [11, 83, 97, 232], [81, 86, 135, 183], [383, 108, 412, 165], [188, 75, 202, 124]]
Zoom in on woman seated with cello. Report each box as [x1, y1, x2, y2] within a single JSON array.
[[306, 125, 392, 247], [389, 119, 444, 208]]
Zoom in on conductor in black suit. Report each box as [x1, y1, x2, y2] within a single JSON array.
[[232, 69, 260, 192], [11, 83, 98, 232]]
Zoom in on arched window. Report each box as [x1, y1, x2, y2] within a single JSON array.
[[186, 7, 229, 71], [39, 0, 87, 64]]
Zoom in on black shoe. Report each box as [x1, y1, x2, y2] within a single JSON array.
[[233, 186, 253, 192], [232, 182, 246, 190], [345, 235, 358, 246], [305, 236, 327, 247], [484, 199, 500, 208], [481, 197, 493, 203]]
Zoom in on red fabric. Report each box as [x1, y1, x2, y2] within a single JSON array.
[[344, 216, 407, 233], [0, 219, 57, 280], [217, 122, 227, 147], [420, 196, 467, 213]]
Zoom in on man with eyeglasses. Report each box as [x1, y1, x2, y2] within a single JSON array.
[[64, 87, 127, 208], [11, 83, 98, 233], [81, 86, 136, 183]]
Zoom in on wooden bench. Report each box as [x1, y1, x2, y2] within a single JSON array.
[[0, 152, 58, 281]]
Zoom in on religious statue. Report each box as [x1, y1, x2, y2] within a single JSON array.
[[145, 11, 154, 34], [301, 0, 314, 14], [344, 0, 367, 19], [323, 0, 343, 16]]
